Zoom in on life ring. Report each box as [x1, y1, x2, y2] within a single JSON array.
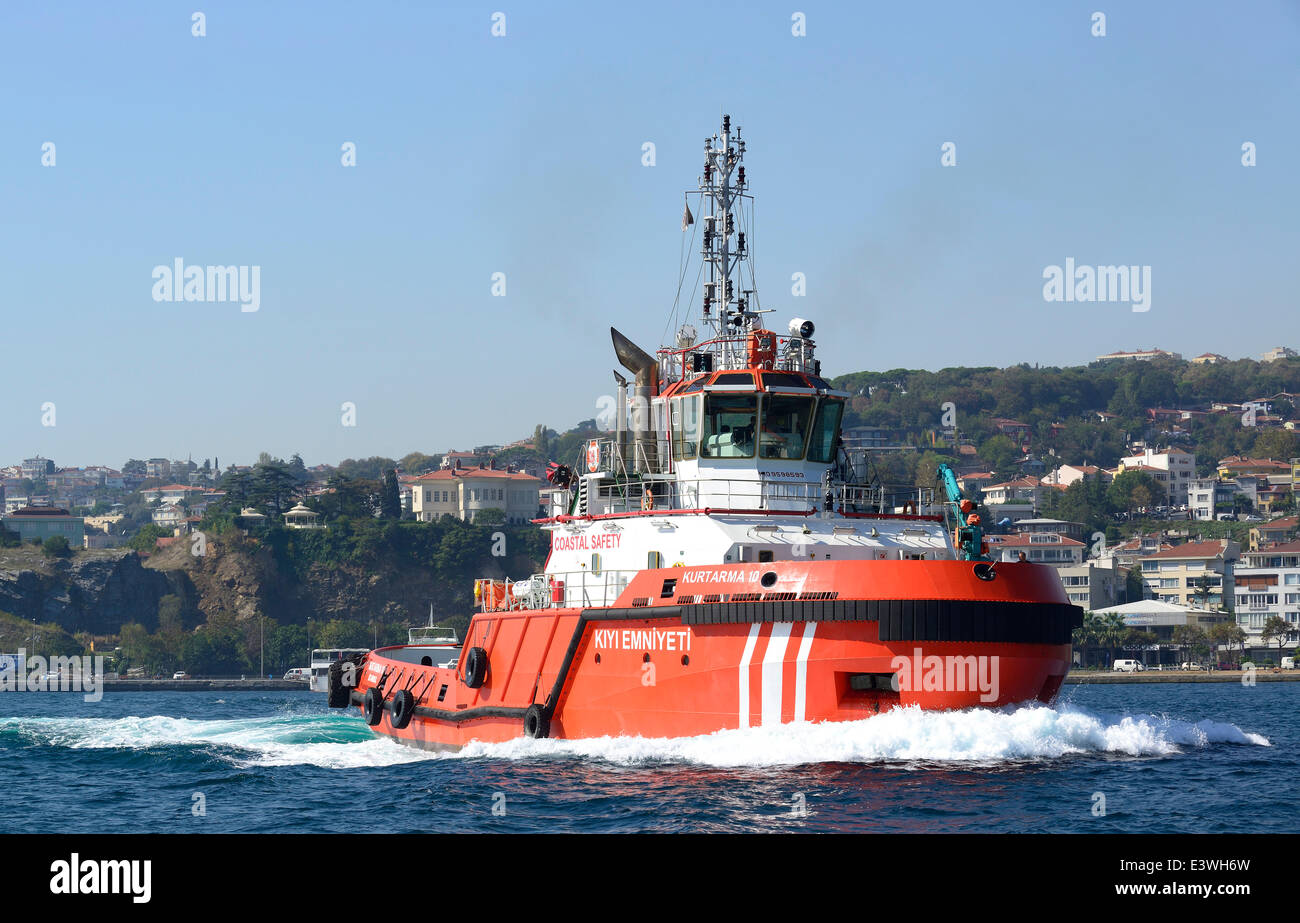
[[642, 489, 655, 511], [902, 500, 916, 515], [363, 687, 385, 726], [523, 703, 550, 739], [464, 646, 489, 689], [390, 689, 416, 730], [586, 440, 600, 473]]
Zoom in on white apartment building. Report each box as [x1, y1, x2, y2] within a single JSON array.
[[1233, 540, 1300, 650], [1138, 539, 1238, 609], [1057, 559, 1125, 610], [1118, 448, 1196, 505]]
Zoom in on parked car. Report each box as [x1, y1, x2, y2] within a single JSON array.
[[1113, 659, 1144, 673], [172, 671, 188, 680], [1179, 662, 1203, 671], [283, 668, 310, 681]]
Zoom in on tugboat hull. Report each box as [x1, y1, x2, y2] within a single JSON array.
[[349, 560, 1080, 751]]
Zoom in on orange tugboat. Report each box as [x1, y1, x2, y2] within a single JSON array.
[[332, 115, 1081, 750]]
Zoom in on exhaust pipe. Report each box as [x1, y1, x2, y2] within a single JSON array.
[[611, 328, 659, 473]]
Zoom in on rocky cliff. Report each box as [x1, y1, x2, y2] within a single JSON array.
[[0, 546, 195, 634]]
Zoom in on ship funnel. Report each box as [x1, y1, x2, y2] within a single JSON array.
[[611, 327, 659, 473]]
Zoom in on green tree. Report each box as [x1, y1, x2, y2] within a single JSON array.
[[1261, 615, 1296, 661], [127, 524, 170, 552], [979, 435, 1019, 476], [41, 535, 71, 557], [381, 469, 402, 519]]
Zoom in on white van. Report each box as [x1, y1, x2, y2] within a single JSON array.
[[1113, 659, 1144, 673], [1282, 657, 1295, 670], [283, 668, 310, 681]]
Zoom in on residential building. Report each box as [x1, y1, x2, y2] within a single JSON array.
[[1057, 559, 1125, 610], [1094, 348, 1182, 362], [1041, 464, 1111, 489], [955, 471, 997, 494], [1, 506, 85, 546], [991, 418, 1033, 441], [985, 532, 1084, 567], [1014, 518, 1086, 543], [1117, 448, 1196, 504], [981, 476, 1043, 507], [1233, 540, 1300, 650], [1217, 456, 1291, 479], [1138, 539, 1239, 609], [151, 505, 186, 529], [1250, 515, 1299, 551], [411, 466, 543, 524], [20, 457, 52, 480], [1188, 477, 1248, 521], [1189, 352, 1227, 365], [1262, 346, 1297, 363], [140, 484, 203, 505]]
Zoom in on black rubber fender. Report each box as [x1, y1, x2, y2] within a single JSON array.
[[327, 659, 353, 709], [523, 704, 550, 739], [363, 687, 385, 726], [390, 689, 416, 730], [463, 647, 489, 689]]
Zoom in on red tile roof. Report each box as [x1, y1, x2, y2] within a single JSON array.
[[1143, 540, 1233, 560], [987, 533, 1084, 547], [414, 468, 540, 481]]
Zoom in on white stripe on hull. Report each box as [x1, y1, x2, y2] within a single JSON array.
[[761, 623, 793, 726], [793, 622, 817, 722], [738, 623, 762, 728]]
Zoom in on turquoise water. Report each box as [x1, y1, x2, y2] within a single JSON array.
[[0, 682, 1287, 833]]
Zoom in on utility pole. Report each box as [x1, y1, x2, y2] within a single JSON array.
[[260, 616, 264, 680]]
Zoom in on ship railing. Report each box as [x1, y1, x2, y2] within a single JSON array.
[[585, 475, 936, 516], [476, 569, 639, 612], [656, 334, 818, 383]]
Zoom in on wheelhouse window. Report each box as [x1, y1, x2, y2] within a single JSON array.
[[759, 394, 813, 459], [807, 398, 844, 463], [676, 394, 701, 460], [700, 393, 759, 458]]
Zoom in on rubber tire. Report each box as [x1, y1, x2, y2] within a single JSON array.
[[523, 704, 550, 739], [363, 687, 385, 726], [464, 647, 489, 689], [327, 660, 352, 709], [390, 689, 416, 730]]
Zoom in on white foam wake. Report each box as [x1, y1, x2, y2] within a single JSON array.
[[0, 713, 432, 770], [1, 704, 1269, 770], [451, 704, 1270, 768]]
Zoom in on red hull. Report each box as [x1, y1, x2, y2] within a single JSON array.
[[350, 560, 1079, 751]]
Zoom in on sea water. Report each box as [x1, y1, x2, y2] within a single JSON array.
[[0, 682, 1287, 833]]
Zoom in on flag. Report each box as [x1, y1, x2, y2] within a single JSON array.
[[681, 201, 694, 230]]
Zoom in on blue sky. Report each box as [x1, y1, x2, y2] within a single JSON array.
[[2, 1, 1297, 469]]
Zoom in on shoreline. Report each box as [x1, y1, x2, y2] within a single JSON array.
[[1064, 670, 1300, 684]]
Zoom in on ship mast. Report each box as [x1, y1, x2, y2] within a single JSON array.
[[697, 113, 756, 370]]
